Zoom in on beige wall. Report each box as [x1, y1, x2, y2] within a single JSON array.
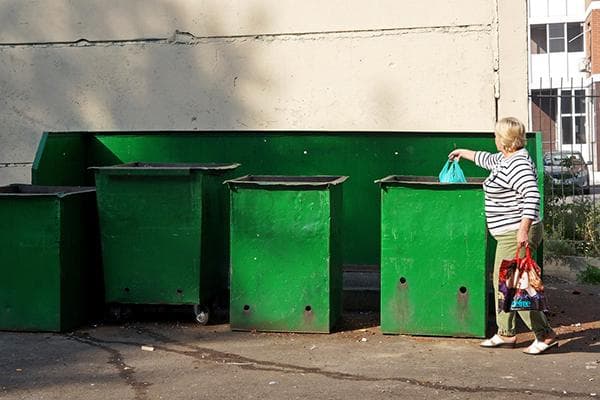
[[0, 0, 527, 184]]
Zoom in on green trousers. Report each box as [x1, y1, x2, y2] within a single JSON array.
[[492, 223, 552, 339]]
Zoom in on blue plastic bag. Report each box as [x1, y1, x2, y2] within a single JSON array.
[[438, 159, 467, 183]]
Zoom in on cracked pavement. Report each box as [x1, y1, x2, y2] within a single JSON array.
[[1, 281, 598, 400]]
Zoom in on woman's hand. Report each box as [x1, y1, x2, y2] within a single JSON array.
[[517, 218, 533, 246], [448, 149, 475, 162], [517, 226, 529, 246], [448, 149, 462, 160]]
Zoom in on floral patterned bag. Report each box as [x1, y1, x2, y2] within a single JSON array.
[[498, 244, 548, 312]]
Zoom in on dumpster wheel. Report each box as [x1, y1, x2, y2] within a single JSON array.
[[193, 304, 209, 325]]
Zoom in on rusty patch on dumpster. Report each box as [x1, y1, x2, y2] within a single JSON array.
[[456, 286, 469, 323], [397, 277, 408, 288], [303, 305, 314, 326], [394, 277, 410, 324]]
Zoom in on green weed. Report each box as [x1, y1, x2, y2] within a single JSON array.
[[544, 175, 600, 257], [577, 265, 600, 285]]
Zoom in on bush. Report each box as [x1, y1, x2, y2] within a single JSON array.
[[543, 174, 600, 257], [577, 265, 600, 285], [544, 239, 578, 257]]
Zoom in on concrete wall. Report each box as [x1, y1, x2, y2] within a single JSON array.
[[0, 0, 527, 184]]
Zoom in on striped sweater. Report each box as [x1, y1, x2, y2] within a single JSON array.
[[474, 148, 541, 236]]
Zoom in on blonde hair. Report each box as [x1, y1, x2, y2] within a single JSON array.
[[495, 117, 526, 152]]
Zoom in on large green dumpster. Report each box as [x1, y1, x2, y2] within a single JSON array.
[[32, 131, 544, 268], [92, 162, 239, 323], [227, 175, 347, 333], [0, 184, 96, 332], [377, 176, 488, 337]]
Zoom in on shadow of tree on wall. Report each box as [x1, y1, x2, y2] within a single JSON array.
[[0, 2, 272, 393], [0, 2, 272, 180]]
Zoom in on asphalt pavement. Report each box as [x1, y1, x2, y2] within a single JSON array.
[[1, 280, 599, 400]]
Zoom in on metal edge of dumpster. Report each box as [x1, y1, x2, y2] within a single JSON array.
[[227, 175, 348, 333], [377, 175, 488, 337], [0, 184, 98, 332]]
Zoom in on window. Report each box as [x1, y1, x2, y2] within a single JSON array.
[[567, 22, 583, 52], [561, 115, 573, 144], [560, 89, 586, 145], [531, 25, 547, 54], [531, 89, 557, 120], [575, 116, 586, 143], [549, 23, 565, 52], [529, 22, 584, 54]]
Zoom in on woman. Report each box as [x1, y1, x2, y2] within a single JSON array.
[[448, 117, 558, 355]]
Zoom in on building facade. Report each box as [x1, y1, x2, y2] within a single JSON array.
[[0, 1, 528, 185], [529, 0, 599, 170], [586, 0, 600, 171]]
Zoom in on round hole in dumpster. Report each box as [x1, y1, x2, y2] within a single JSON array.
[[459, 286, 467, 294], [243, 305, 250, 311], [124, 287, 130, 293], [305, 305, 312, 312], [176, 289, 183, 294], [399, 277, 407, 285]]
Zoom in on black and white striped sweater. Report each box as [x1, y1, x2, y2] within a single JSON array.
[[474, 148, 541, 236]]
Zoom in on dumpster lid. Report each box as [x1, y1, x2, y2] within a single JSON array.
[[89, 162, 241, 171], [0, 184, 95, 198], [225, 175, 348, 188], [374, 175, 485, 186]]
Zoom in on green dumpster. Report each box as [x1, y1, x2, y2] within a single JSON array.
[[92, 162, 239, 323], [0, 184, 97, 332], [227, 175, 347, 333], [377, 176, 488, 337]]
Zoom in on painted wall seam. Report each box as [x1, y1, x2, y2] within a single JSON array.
[[0, 25, 494, 49]]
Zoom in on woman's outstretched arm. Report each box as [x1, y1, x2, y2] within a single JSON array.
[[448, 149, 475, 162]]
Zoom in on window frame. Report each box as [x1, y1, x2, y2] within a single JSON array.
[[560, 89, 587, 145], [529, 22, 584, 54], [549, 23, 566, 53]]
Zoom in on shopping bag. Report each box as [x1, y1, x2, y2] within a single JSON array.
[[498, 244, 548, 312], [438, 159, 467, 183]]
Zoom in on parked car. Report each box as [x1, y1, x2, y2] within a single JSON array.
[[543, 151, 592, 194]]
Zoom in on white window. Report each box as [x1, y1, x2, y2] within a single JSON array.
[[531, 25, 547, 54], [560, 89, 586, 145], [549, 23, 565, 52], [529, 22, 583, 54], [567, 22, 584, 52]]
